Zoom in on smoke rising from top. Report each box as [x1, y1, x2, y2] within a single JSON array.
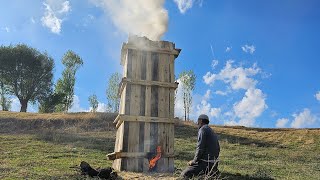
[[96, 0, 168, 41]]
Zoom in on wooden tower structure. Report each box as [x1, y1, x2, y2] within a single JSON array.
[[108, 36, 181, 172]]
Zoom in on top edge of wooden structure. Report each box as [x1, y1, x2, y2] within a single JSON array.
[[120, 35, 181, 65]]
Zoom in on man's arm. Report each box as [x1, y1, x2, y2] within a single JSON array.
[[192, 128, 207, 164]]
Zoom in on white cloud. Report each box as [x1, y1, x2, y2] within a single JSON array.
[[41, 0, 71, 34], [232, 88, 268, 126], [211, 60, 218, 69], [30, 17, 36, 24], [174, 0, 194, 14], [291, 108, 317, 128], [203, 72, 216, 85], [89, 102, 109, 112], [215, 90, 228, 96], [242, 44, 256, 54], [68, 95, 87, 112], [196, 100, 221, 119], [276, 118, 289, 128], [315, 91, 320, 101], [9, 97, 36, 112], [203, 60, 261, 90], [173, 0, 203, 14], [225, 46, 231, 52], [204, 89, 211, 100], [1, 27, 10, 32]]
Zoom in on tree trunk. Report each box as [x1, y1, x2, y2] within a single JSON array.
[[20, 99, 28, 112]]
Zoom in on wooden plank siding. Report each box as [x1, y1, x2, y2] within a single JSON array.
[[111, 36, 180, 173]]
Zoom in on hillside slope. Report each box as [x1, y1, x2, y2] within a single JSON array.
[[0, 111, 319, 179]]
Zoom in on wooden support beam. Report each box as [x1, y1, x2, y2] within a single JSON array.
[[114, 115, 177, 129], [107, 152, 175, 160], [118, 77, 178, 96]]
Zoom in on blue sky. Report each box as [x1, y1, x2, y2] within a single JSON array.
[[1, 0, 320, 128]]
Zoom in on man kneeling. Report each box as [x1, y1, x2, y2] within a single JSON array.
[[181, 114, 220, 179]]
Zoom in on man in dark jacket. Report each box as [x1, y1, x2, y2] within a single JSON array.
[[181, 114, 220, 179]]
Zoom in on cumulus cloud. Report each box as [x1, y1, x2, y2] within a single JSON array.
[[315, 91, 320, 101], [92, 0, 168, 41], [196, 100, 221, 119], [41, 0, 71, 34], [232, 88, 268, 126], [225, 46, 231, 52], [203, 60, 261, 90], [276, 118, 289, 128], [242, 44, 256, 54], [291, 108, 317, 128], [211, 60, 219, 69]]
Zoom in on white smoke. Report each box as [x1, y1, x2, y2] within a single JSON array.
[[92, 0, 168, 41]]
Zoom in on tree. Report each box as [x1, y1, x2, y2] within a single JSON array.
[[38, 92, 66, 113], [106, 72, 121, 113], [0, 81, 11, 111], [0, 44, 54, 112], [55, 50, 83, 112], [179, 70, 196, 121], [88, 94, 99, 113]]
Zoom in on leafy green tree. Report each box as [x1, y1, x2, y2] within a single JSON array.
[[0, 44, 54, 112], [38, 92, 66, 113], [179, 70, 196, 121], [55, 50, 83, 112], [88, 94, 99, 113], [106, 72, 121, 113]]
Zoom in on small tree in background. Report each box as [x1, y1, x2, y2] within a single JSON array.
[[88, 94, 99, 113], [55, 50, 83, 112], [38, 92, 66, 113], [106, 72, 121, 113], [0, 81, 11, 111], [179, 70, 196, 121]]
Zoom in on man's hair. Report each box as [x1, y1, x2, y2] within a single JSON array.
[[201, 119, 209, 124]]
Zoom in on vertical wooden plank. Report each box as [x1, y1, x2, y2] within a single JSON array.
[[169, 89, 174, 119], [141, 51, 147, 80], [125, 84, 131, 115], [157, 122, 164, 172], [169, 55, 175, 83], [127, 49, 141, 171], [140, 86, 146, 116], [151, 86, 158, 117], [168, 123, 175, 172], [151, 52, 159, 81], [138, 122, 145, 172], [143, 122, 151, 172], [127, 49, 133, 79]]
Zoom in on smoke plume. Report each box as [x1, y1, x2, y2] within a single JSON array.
[[95, 0, 168, 41]]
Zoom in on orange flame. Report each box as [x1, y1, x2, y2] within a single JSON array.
[[149, 146, 162, 170]]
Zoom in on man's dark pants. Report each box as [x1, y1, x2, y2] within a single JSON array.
[[181, 161, 219, 179]]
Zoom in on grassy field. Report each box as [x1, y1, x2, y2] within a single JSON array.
[[0, 111, 319, 179]]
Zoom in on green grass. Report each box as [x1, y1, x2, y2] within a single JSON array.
[[0, 112, 319, 179]]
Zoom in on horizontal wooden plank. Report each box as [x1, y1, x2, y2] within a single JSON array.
[[126, 78, 178, 88], [118, 78, 178, 96], [123, 44, 180, 55], [107, 152, 174, 159], [114, 115, 178, 128]]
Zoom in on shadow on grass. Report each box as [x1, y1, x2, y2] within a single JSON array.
[[33, 130, 115, 153], [175, 123, 279, 148]]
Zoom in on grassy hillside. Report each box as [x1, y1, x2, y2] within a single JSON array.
[[0, 111, 319, 179]]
